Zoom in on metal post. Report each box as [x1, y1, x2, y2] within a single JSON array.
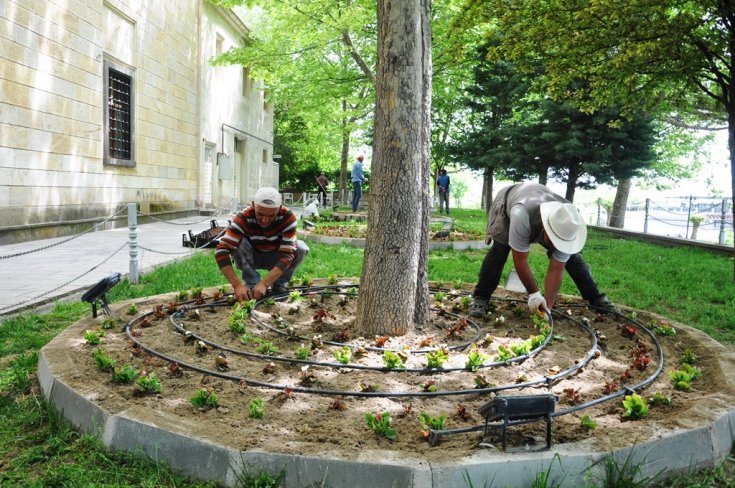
[[128, 203, 139, 284], [685, 195, 693, 239], [596, 198, 603, 226], [644, 198, 650, 234], [720, 198, 728, 245]]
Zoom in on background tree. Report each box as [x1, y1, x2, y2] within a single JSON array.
[[355, 0, 432, 336]]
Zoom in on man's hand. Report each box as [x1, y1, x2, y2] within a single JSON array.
[[527, 291, 548, 315], [233, 282, 252, 302], [252, 281, 269, 300]]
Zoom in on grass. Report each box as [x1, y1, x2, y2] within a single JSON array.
[[1, 215, 734, 486]]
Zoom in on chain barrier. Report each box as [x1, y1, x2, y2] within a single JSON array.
[[0, 241, 129, 314], [0, 206, 127, 261]]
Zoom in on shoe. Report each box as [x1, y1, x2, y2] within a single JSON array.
[[270, 283, 289, 295], [591, 294, 621, 314], [469, 297, 488, 318]]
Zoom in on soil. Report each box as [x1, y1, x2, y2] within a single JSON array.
[[49, 280, 735, 462]]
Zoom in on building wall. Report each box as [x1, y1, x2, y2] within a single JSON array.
[[0, 0, 199, 233], [199, 2, 277, 209]]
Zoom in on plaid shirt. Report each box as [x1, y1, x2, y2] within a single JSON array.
[[215, 206, 298, 272]]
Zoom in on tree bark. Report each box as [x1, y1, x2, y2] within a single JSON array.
[[340, 99, 350, 205], [483, 167, 494, 212], [564, 164, 580, 202], [355, 0, 431, 336], [609, 178, 632, 228], [729, 108, 735, 280]]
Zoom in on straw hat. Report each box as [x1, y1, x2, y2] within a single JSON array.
[[539, 201, 587, 254]]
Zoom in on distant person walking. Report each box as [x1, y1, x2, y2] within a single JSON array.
[[437, 169, 450, 214], [351, 154, 365, 212], [316, 172, 329, 207]]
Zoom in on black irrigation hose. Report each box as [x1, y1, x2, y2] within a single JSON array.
[[429, 306, 665, 440], [122, 290, 603, 400]]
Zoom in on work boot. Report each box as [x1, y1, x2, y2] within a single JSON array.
[[270, 283, 289, 296], [591, 294, 621, 314], [469, 297, 489, 318]]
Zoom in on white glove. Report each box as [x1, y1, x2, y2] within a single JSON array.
[[527, 291, 547, 315]]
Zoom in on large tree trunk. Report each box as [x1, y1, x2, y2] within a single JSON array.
[[355, 0, 431, 336], [564, 164, 580, 202], [609, 177, 632, 228], [729, 109, 735, 280]]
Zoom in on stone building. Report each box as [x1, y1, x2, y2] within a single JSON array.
[[0, 0, 275, 243]]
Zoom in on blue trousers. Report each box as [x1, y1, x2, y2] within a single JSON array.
[[351, 182, 362, 212], [234, 239, 309, 287]]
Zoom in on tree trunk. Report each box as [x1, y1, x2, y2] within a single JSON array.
[[729, 109, 735, 280], [483, 167, 494, 212], [340, 99, 350, 203], [609, 178, 632, 228], [355, 0, 431, 336], [564, 164, 579, 202]]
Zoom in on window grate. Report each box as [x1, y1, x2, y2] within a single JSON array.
[[108, 68, 132, 160]]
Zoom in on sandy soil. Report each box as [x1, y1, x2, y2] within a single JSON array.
[[49, 281, 735, 462]]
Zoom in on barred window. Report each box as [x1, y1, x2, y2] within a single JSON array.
[[104, 60, 135, 167]]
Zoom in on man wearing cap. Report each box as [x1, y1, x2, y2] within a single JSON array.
[[215, 187, 309, 301], [470, 182, 616, 317]]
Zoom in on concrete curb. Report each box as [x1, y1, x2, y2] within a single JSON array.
[[38, 313, 735, 487], [301, 232, 488, 251]]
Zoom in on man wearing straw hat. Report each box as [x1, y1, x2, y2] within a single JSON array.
[[470, 182, 617, 318]]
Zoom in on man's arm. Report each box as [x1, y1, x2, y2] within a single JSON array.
[[512, 249, 539, 294], [220, 265, 252, 302], [543, 258, 566, 309]]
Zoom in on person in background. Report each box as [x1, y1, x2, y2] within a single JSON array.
[[470, 182, 618, 318], [351, 154, 365, 212], [437, 169, 451, 214], [215, 187, 309, 301], [316, 172, 329, 207]]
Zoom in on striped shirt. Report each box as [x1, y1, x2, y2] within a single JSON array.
[[215, 206, 298, 271]]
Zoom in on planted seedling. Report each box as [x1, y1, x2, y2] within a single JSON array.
[[649, 391, 672, 406], [330, 397, 347, 411], [621, 324, 637, 339], [365, 412, 396, 440], [112, 364, 140, 384], [382, 350, 406, 369], [294, 344, 311, 360], [313, 308, 336, 323], [622, 393, 649, 420], [359, 382, 378, 392], [93, 348, 115, 372], [452, 278, 463, 289], [248, 398, 265, 419], [101, 317, 116, 330], [474, 375, 494, 389], [563, 388, 581, 405], [255, 341, 279, 355], [669, 369, 693, 391], [433, 291, 447, 303], [240, 333, 254, 345], [288, 290, 303, 302], [651, 320, 676, 336], [333, 346, 352, 364], [494, 345, 513, 362], [299, 366, 317, 386], [455, 404, 473, 421], [168, 362, 184, 377], [465, 346, 489, 372], [446, 318, 469, 338], [681, 348, 698, 365], [327, 274, 339, 285], [580, 415, 598, 430], [152, 304, 167, 320], [602, 380, 620, 395], [419, 413, 447, 439], [681, 362, 702, 380], [334, 328, 350, 342], [126, 304, 138, 315], [215, 352, 229, 371], [83, 329, 104, 346], [425, 348, 449, 369], [301, 275, 313, 287], [509, 341, 531, 357], [346, 287, 358, 297], [135, 372, 162, 394], [263, 297, 276, 306], [190, 388, 219, 409], [420, 381, 438, 392]]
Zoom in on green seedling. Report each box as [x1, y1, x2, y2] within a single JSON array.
[[652, 320, 676, 336], [301, 276, 313, 287], [382, 350, 406, 369], [294, 344, 311, 360], [346, 287, 358, 297], [327, 274, 338, 285], [112, 364, 140, 384], [190, 388, 219, 409], [580, 415, 598, 430], [494, 344, 512, 362], [452, 279, 464, 290], [240, 333, 254, 345], [135, 373, 162, 394], [83, 329, 104, 346], [228, 301, 254, 333], [433, 291, 447, 303], [176, 290, 190, 301], [669, 369, 693, 391], [420, 381, 438, 392], [681, 362, 702, 380], [465, 346, 489, 372], [263, 297, 276, 306], [649, 391, 672, 406], [681, 348, 698, 364], [509, 341, 530, 357], [425, 349, 448, 369], [249, 398, 265, 419], [622, 393, 649, 420], [190, 287, 203, 299], [126, 304, 138, 315], [365, 412, 396, 440], [333, 346, 352, 364], [419, 413, 447, 439], [93, 348, 116, 372], [255, 341, 279, 355], [288, 290, 303, 302], [101, 317, 116, 330], [459, 296, 473, 309], [528, 334, 546, 349]]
